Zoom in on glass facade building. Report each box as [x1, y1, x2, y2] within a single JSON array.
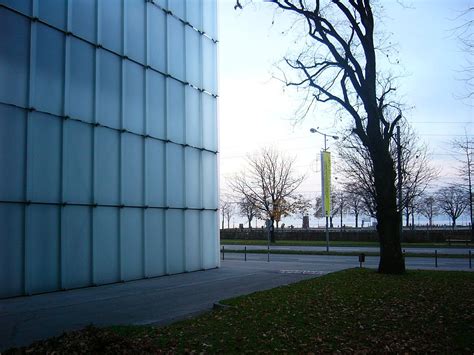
[[0, 0, 219, 298]]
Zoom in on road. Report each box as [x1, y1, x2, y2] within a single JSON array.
[[0, 253, 471, 351], [222, 252, 474, 271], [222, 244, 473, 255]]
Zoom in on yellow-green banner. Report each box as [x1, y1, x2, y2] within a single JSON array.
[[320, 151, 331, 217]]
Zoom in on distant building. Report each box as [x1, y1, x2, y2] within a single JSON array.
[[0, 0, 219, 298]]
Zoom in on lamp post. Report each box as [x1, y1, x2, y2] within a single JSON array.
[[310, 128, 338, 252]]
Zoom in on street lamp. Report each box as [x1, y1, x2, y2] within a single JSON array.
[[310, 127, 339, 151], [310, 127, 338, 252]]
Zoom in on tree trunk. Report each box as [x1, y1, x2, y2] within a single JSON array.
[[452, 217, 456, 230], [329, 216, 333, 228], [355, 213, 359, 228], [405, 205, 410, 227], [411, 206, 415, 230], [369, 135, 405, 274], [270, 218, 275, 243], [248, 217, 252, 229], [221, 216, 224, 230]]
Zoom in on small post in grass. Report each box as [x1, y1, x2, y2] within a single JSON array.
[[358, 253, 365, 268], [244, 246, 247, 261], [267, 244, 270, 262], [435, 249, 438, 268], [222, 245, 225, 260], [469, 250, 472, 269]]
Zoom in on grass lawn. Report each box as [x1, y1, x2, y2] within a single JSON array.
[[221, 239, 471, 248], [12, 269, 474, 353]]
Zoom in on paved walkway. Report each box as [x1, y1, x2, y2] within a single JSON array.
[[0, 260, 345, 351], [1, 253, 471, 351]]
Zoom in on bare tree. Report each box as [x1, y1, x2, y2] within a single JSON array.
[[452, 135, 473, 240], [293, 194, 313, 218], [220, 198, 235, 229], [314, 196, 323, 218], [453, 6, 474, 100], [338, 123, 438, 229], [238, 196, 259, 229], [229, 148, 305, 242], [251, 0, 410, 273], [436, 185, 469, 229], [344, 183, 365, 228], [417, 194, 439, 229]]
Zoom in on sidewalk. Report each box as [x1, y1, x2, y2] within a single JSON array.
[[0, 259, 345, 351]]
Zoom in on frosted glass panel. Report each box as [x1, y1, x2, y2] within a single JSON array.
[[1, 0, 31, 15], [155, 0, 167, 9], [148, 5, 166, 73], [38, 0, 66, 30], [125, 0, 145, 62], [35, 24, 65, 115], [202, 210, 217, 269], [28, 205, 60, 293], [168, 16, 185, 80], [122, 133, 144, 206], [0, 9, 29, 107], [124, 61, 145, 134], [146, 139, 165, 206], [185, 87, 201, 147], [100, 0, 122, 53], [185, 148, 200, 208], [166, 144, 184, 207], [122, 208, 144, 280], [95, 127, 120, 204], [202, 151, 217, 209], [185, 210, 201, 271], [64, 121, 92, 204], [186, 0, 202, 30], [0, 106, 26, 201], [69, 38, 94, 122], [0, 203, 23, 298], [185, 27, 201, 88], [168, 1, 184, 19], [167, 79, 185, 143], [166, 210, 185, 274], [202, 37, 217, 95], [28, 113, 61, 202], [202, 94, 217, 151], [147, 70, 166, 139], [93, 207, 120, 284], [203, 0, 217, 40], [98, 50, 121, 129], [0, 0, 219, 297], [71, 0, 96, 42], [145, 209, 165, 277], [63, 206, 92, 288]]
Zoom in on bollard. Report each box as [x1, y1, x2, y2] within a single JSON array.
[[435, 249, 437, 268], [469, 250, 472, 269], [222, 245, 225, 260], [267, 244, 270, 262], [244, 246, 247, 261]]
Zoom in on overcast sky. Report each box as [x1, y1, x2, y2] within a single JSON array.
[[217, 0, 473, 226]]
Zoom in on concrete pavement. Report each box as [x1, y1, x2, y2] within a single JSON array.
[[0, 259, 344, 351], [1, 252, 471, 351]]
